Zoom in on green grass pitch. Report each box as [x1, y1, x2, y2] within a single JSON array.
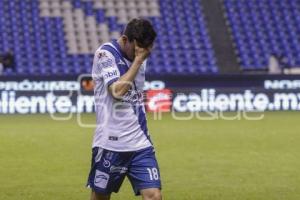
[[0, 112, 300, 200]]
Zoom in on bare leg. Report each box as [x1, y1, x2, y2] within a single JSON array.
[[90, 190, 111, 200], [140, 188, 162, 200]]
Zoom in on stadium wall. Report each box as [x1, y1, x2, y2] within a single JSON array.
[[0, 75, 300, 114]]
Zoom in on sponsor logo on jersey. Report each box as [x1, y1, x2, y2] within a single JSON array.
[[121, 90, 144, 105], [103, 70, 118, 79]]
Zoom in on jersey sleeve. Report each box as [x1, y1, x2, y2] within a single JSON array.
[[96, 50, 120, 87]]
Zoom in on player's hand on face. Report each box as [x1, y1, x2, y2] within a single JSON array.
[[134, 40, 153, 63]]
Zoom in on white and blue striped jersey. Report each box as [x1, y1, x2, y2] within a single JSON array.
[[91, 40, 152, 152]]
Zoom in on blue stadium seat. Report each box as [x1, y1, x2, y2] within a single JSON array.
[[0, 0, 218, 76], [224, 0, 300, 69]]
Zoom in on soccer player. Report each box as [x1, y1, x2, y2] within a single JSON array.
[[87, 18, 162, 200]]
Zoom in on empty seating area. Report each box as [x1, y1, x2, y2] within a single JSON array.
[[0, 0, 92, 75], [148, 0, 218, 74], [224, 0, 300, 70], [0, 0, 218, 76]]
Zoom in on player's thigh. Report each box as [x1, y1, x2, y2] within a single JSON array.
[[140, 188, 162, 200], [127, 147, 162, 195], [87, 148, 128, 195], [91, 191, 111, 200]]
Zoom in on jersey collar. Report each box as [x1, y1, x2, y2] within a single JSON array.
[[111, 39, 133, 62]]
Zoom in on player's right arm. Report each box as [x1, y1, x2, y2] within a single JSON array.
[[108, 43, 152, 99]]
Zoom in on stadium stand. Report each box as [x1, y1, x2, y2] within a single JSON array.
[[223, 0, 300, 71], [0, 0, 218, 76]]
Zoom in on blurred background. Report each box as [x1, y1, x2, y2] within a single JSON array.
[[0, 0, 300, 199]]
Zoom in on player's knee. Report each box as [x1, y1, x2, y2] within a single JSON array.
[[91, 191, 110, 200], [143, 190, 162, 200], [153, 192, 162, 200]]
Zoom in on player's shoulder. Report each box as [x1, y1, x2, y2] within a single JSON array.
[[94, 44, 118, 67], [95, 44, 115, 60]]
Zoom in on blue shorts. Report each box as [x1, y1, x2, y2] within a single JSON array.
[[86, 146, 161, 195]]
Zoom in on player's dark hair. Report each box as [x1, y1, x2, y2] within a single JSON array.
[[123, 18, 157, 48]]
